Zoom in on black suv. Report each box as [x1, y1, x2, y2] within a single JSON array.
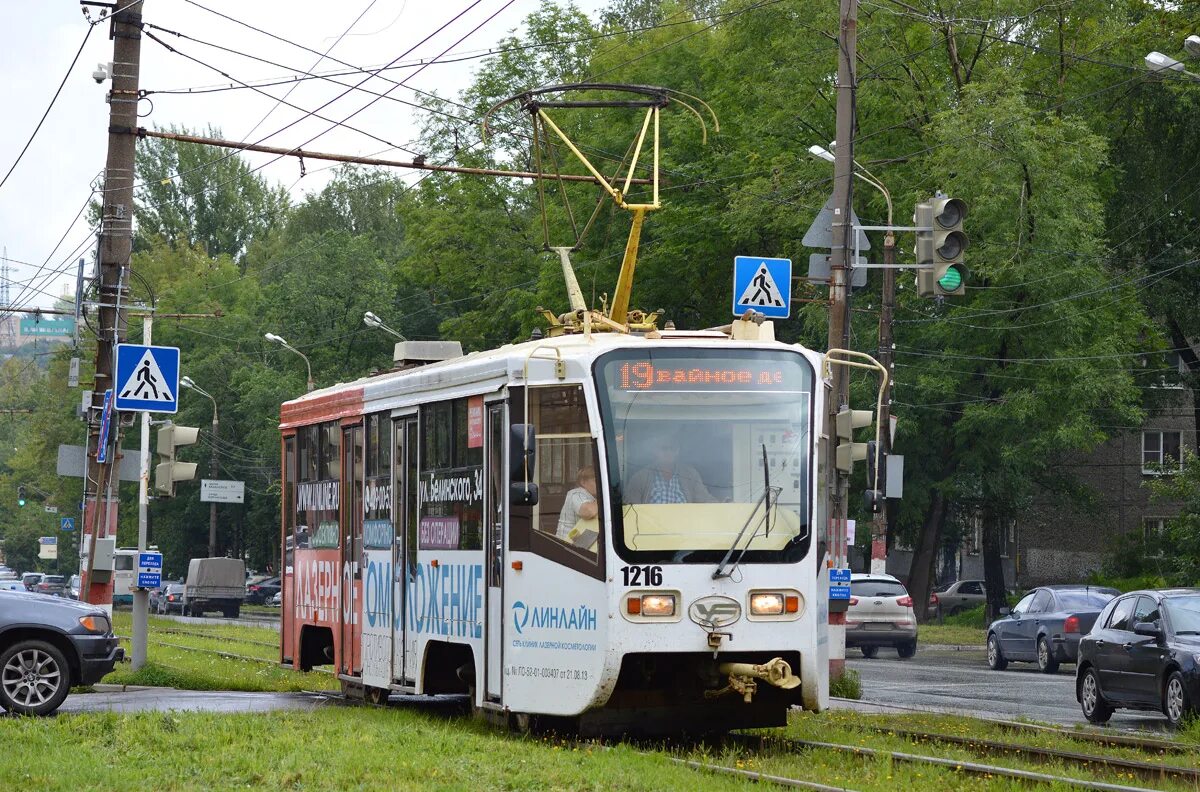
[[0, 589, 124, 715], [1077, 588, 1200, 727]]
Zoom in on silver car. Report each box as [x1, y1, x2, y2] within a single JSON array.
[[846, 573, 918, 658], [932, 579, 987, 615]]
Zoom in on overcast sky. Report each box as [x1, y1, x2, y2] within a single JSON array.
[[1, 0, 605, 312]]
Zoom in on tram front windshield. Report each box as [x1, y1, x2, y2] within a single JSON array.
[[594, 348, 814, 565]]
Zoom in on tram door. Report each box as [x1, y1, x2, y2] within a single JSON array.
[[484, 403, 506, 701], [392, 416, 418, 684], [340, 423, 363, 676]]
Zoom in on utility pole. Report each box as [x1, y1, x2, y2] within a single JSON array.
[[825, 0, 858, 679], [871, 234, 895, 574], [208, 406, 219, 557], [132, 314, 151, 670], [82, 0, 145, 610]]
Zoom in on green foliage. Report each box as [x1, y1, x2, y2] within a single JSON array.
[[829, 668, 862, 699]]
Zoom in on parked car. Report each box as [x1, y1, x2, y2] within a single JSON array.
[[931, 579, 987, 615], [269, 590, 282, 607], [1077, 589, 1200, 727], [987, 585, 1119, 674], [34, 575, 68, 598], [246, 576, 280, 605], [67, 575, 81, 600], [0, 588, 124, 715], [21, 572, 43, 592], [156, 583, 186, 615], [846, 573, 918, 658]]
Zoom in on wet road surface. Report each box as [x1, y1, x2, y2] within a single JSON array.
[[847, 648, 1171, 732]]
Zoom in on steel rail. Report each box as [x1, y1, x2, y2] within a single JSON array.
[[733, 735, 1162, 792], [665, 755, 859, 791], [872, 727, 1200, 783]]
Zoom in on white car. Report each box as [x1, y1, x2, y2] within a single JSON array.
[[845, 573, 918, 659], [269, 590, 282, 607]]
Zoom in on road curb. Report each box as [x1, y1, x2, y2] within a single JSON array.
[[89, 683, 163, 692], [922, 643, 985, 652]]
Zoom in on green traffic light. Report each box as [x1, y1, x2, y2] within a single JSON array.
[[938, 266, 963, 292]]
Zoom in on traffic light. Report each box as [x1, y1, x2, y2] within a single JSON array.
[[835, 408, 872, 474], [863, 440, 886, 513], [155, 422, 199, 497], [915, 194, 969, 297], [17, 486, 25, 507]]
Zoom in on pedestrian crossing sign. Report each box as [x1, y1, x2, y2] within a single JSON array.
[[732, 256, 792, 319], [114, 344, 180, 413]]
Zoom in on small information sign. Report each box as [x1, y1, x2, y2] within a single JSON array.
[[136, 551, 163, 589], [829, 567, 852, 601]]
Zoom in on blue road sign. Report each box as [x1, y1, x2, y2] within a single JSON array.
[[115, 344, 180, 413], [96, 389, 113, 463], [732, 256, 792, 319], [829, 567, 852, 584], [60, 517, 75, 532], [136, 551, 163, 589], [830, 585, 851, 601]]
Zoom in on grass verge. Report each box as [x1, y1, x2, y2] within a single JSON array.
[[0, 707, 749, 791], [101, 613, 336, 692], [829, 668, 861, 699], [918, 622, 986, 647]]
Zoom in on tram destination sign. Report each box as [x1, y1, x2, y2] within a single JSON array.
[[610, 358, 807, 392]]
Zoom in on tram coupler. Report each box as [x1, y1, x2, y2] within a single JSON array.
[[718, 658, 801, 692]]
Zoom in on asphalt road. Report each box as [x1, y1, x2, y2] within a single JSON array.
[[847, 648, 1171, 732]]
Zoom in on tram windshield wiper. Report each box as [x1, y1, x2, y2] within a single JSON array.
[[713, 446, 779, 580]]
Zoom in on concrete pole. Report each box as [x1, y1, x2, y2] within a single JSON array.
[[132, 315, 151, 670], [825, 0, 858, 679], [82, 0, 145, 608], [208, 408, 219, 558], [871, 233, 896, 575]]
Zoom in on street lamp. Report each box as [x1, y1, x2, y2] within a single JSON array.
[[1145, 38, 1200, 81], [265, 333, 314, 392], [808, 143, 892, 226], [180, 376, 220, 558], [363, 311, 406, 341]]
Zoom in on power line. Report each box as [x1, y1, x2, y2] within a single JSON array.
[[0, 23, 95, 192]]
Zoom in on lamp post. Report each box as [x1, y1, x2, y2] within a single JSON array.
[[181, 376, 219, 558], [363, 311, 406, 341], [809, 143, 895, 576], [265, 333, 314, 392]]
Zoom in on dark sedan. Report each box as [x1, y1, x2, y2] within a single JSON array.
[[1077, 589, 1200, 727], [987, 585, 1119, 674], [156, 582, 186, 615], [0, 589, 124, 715], [246, 576, 280, 605]]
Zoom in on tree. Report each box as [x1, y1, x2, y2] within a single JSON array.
[[134, 124, 290, 261]]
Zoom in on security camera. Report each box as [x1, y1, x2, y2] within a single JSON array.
[[92, 63, 110, 83]]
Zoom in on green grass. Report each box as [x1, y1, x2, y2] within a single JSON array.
[[918, 622, 987, 647], [102, 613, 336, 692], [0, 708, 749, 791], [829, 668, 861, 699]]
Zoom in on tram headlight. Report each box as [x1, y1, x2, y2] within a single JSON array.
[[750, 593, 785, 616], [639, 594, 677, 617]]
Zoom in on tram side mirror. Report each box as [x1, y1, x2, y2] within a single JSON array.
[[510, 481, 539, 507], [510, 424, 537, 481]]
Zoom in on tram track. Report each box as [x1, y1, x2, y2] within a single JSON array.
[[727, 733, 1174, 792]]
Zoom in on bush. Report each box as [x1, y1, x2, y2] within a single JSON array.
[[830, 669, 861, 700], [1085, 572, 1167, 593]]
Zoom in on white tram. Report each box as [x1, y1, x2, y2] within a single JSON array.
[[279, 320, 832, 735]]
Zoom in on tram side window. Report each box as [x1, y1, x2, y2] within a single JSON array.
[[293, 420, 340, 550], [528, 385, 601, 567], [364, 413, 392, 549], [418, 398, 483, 551], [284, 435, 296, 570]]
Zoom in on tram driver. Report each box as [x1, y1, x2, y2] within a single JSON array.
[[557, 466, 598, 540], [627, 432, 716, 504]]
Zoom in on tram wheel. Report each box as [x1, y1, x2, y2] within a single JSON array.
[[509, 712, 535, 734]]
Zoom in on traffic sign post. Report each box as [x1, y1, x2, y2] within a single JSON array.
[[135, 551, 163, 590], [732, 256, 792, 319], [115, 344, 181, 414]]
